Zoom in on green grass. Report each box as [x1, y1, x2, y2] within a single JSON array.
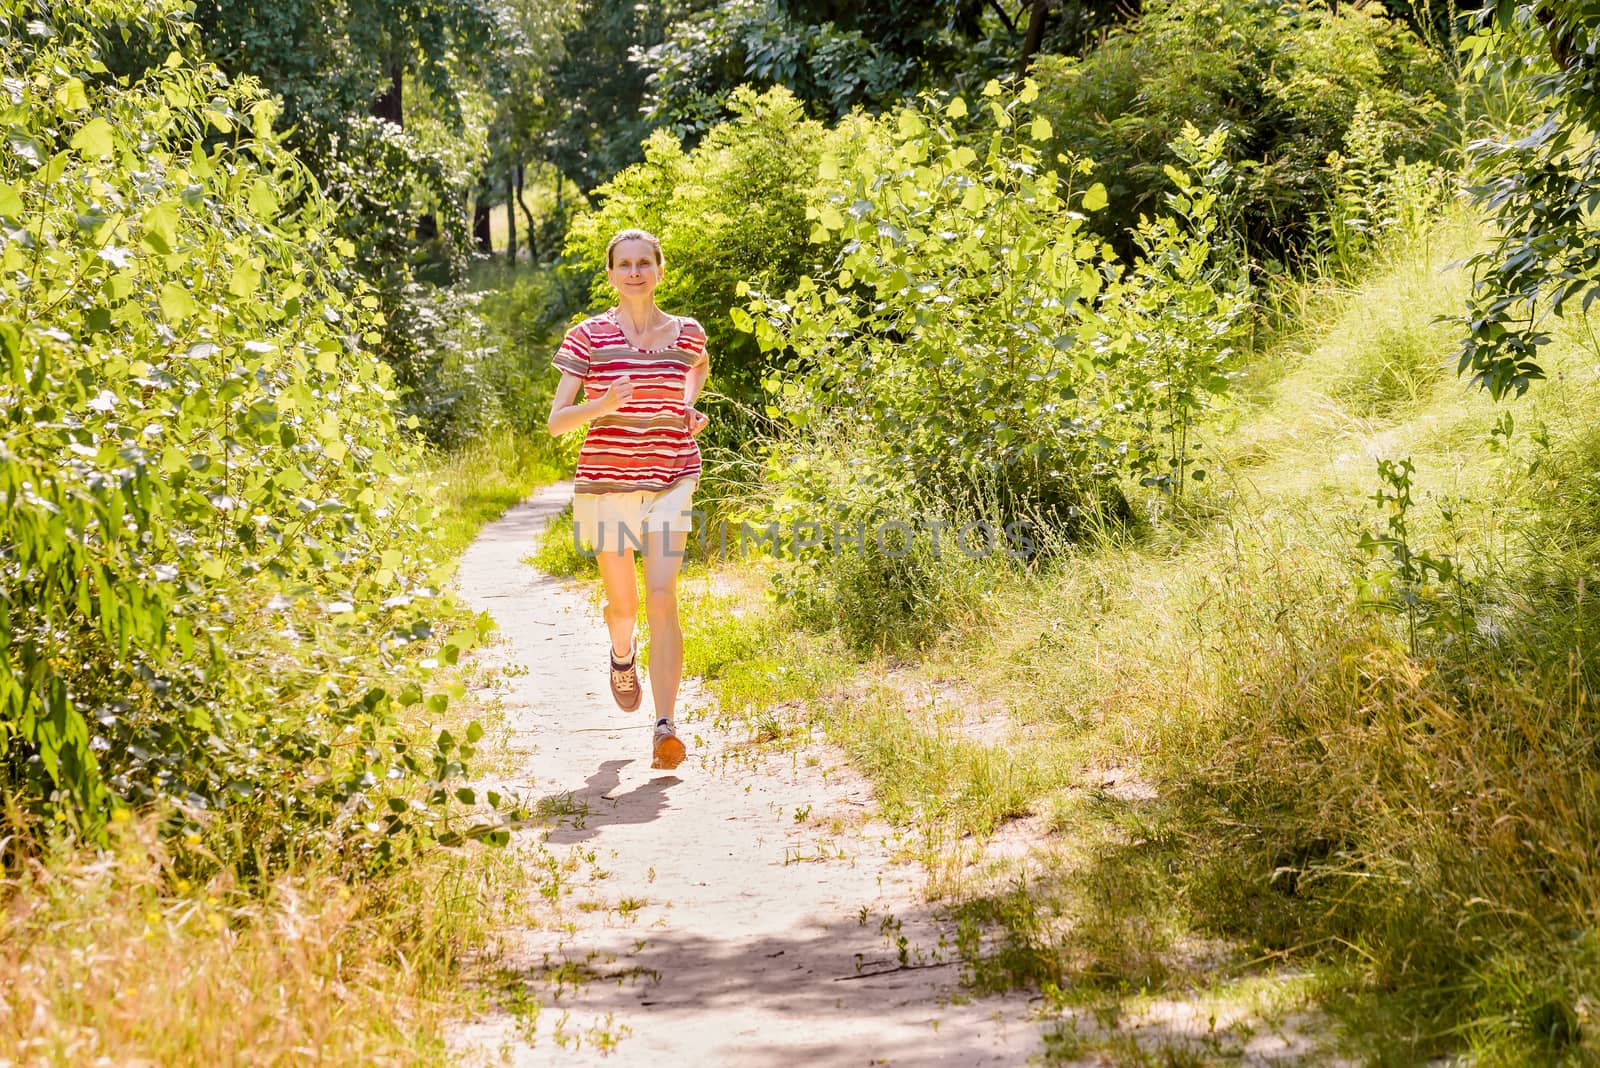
[[424, 428, 569, 562], [674, 209, 1600, 1064]]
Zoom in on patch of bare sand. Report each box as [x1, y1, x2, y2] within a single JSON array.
[[879, 668, 1016, 749], [445, 484, 1043, 1067]]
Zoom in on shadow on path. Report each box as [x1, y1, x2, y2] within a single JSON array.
[[540, 758, 682, 845], [495, 902, 1043, 1068]]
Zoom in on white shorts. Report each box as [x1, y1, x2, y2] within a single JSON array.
[[572, 479, 697, 553]]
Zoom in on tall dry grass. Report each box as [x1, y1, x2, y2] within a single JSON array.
[[679, 209, 1600, 1060], [0, 806, 528, 1065]]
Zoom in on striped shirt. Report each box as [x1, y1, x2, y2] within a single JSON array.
[[552, 308, 709, 494]]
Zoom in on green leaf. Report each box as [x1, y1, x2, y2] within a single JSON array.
[[229, 263, 260, 297], [0, 182, 21, 217], [159, 282, 195, 321], [58, 78, 90, 112], [946, 97, 968, 119], [70, 118, 115, 159], [142, 202, 179, 254], [466, 721, 484, 744], [248, 179, 278, 219], [1030, 116, 1053, 141], [1081, 183, 1108, 212]]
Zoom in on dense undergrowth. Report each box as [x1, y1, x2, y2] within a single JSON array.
[[644, 209, 1600, 1062], [0, 0, 549, 872], [0, 7, 569, 1056]]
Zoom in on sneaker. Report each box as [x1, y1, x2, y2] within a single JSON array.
[[609, 640, 642, 712], [651, 718, 686, 770]]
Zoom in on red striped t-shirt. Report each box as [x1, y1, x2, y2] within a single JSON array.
[[552, 309, 709, 494]]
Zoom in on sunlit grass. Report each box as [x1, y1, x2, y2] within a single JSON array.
[[678, 209, 1600, 1063], [424, 427, 569, 563], [0, 809, 530, 1066]]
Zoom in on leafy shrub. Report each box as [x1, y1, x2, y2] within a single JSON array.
[[1319, 95, 1454, 279], [1101, 124, 1254, 498], [386, 275, 566, 449], [742, 80, 1121, 517], [0, 0, 506, 867], [753, 427, 1023, 655], [744, 82, 1249, 514], [638, 0, 915, 137], [189, 1, 514, 443], [1454, 1, 1600, 400], [1031, 0, 1453, 266]]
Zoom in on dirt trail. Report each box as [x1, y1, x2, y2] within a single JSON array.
[[447, 483, 1043, 1067]]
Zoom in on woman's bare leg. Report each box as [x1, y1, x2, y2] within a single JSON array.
[[594, 548, 638, 660], [642, 529, 689, 722]]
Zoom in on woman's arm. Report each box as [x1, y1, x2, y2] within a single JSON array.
[[684, 355, 710, 408], [683, 356, 710, 437], [548, 372, 630, 437]]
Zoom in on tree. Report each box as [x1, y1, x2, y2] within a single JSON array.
[[636, 0, 1019, 139], [541, 0, 700, 197], [189, 1, 518, 428], [1457, 0, 1600, 398], [191, 0, 514, 277], [477, 0, 582, 262]]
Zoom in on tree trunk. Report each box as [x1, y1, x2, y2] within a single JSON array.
[[372, 62, 403, 127], [516, 162, 537, 261], [473, 198, 491, 254], [506, 167, 517, 266], [1020, 0, 1049, 74]]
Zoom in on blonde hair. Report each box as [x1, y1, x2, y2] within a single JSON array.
[[605, 227, 664, 269]]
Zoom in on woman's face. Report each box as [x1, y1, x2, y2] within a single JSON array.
[[608, 239, 662, 299]]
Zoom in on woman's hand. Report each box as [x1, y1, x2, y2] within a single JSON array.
[[685, 406, 709, 437], [600, 376, 634, 412]]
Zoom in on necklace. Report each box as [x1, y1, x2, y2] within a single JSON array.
[[613, 306, 671, 343], [611, 306, 662, 330]]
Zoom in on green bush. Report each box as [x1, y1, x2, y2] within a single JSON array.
[[743, 81, 1120, 517], [1032, 0, 1453, 266], [743, 83, 1247, 518], [1101, 124, 1254, 498], [396, 270, 572, 449], [754, 429, 1025, 655], [0, 0, 506, 867]]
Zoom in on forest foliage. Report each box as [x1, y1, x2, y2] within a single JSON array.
[[1, 0, 512, 871]]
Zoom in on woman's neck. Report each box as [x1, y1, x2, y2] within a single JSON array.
[[614, 294, 661, 330]]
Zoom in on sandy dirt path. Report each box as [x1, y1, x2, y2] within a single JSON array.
[[446, 483, 1043, 1067]]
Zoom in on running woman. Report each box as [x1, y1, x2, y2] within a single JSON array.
[[546, 228, 710, 770]]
